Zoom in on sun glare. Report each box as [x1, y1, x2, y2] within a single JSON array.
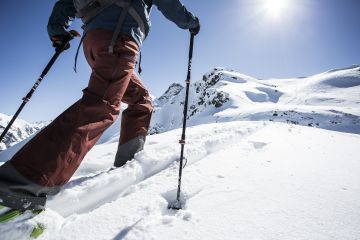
[[263, 0, 289, 19]]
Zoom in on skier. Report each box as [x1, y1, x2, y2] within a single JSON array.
[[0, 0, 200, 212]]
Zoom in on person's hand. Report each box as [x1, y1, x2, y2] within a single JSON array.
[[51, 30, 81, 51], [189, 18, 200, 36]]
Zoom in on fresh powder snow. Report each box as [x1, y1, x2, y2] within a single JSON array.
[[0, 65, 359, 240]]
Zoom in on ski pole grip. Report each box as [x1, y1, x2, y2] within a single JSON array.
[[55, 30, 81, 53]]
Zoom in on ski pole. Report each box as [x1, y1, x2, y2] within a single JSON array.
[[169, 33, 195, 210], [0, 34, 76, 144]]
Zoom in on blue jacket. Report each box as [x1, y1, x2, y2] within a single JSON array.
[[48, 0, 199, 47]]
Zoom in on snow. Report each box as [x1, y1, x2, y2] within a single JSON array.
[[0, 113, 47, 151], [2, 122, 359, 240], [0, 65, 360, 239], [149, 65, 360, 135]]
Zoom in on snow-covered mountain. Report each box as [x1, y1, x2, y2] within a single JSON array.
[[0, 65, 359, 240], [150, 65, 360, 134], [153, 83, 184, 107], [0, 113, 47, 151]]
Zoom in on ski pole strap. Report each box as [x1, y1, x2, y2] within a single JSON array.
[[179, 139, 185, 144], [73, 33, 87, 72], [138, 51, 142, 74]]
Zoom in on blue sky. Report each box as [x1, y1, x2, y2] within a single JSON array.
[[0, 0, 359, 122]]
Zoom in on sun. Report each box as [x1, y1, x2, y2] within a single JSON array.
[[263, 0, 289, 19]]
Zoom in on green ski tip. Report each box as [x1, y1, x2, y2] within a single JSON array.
[[0, 209, 22, 223], [31, 224, 45, 239]]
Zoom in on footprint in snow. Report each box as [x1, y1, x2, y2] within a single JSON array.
[[250, 141, 268, 149]]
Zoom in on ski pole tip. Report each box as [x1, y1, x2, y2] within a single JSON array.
[[168, 200, 182, 210]]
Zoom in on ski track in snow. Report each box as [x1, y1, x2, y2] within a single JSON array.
[[48, 121, 262, 217], [46, 121, 267, 240], [1, 121, 266, 240]]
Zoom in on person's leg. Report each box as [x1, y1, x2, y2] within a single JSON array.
[[0, 29, 139, 210], [114, 73, 153, 167]]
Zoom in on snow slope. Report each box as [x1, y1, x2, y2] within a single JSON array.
[[1, 121, 359, 240], [0, 65, 359, 239]]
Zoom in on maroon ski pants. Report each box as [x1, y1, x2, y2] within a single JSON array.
[[10, 29, 153, 187]]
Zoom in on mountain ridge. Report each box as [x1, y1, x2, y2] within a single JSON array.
[[0, 113, 48, 151], [149, 65, 360, 135]]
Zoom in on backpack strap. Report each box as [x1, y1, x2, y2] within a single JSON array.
[[115, 1, 145, 40], [108, 0, 133, 53], [76, 0, 145, 53], [76, 0, 117, 22]]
